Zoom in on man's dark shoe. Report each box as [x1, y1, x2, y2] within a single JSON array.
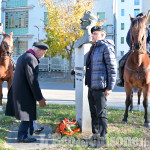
[[96, 139, 107, 148], [88, 139, 97, 148], [30, 127, 44, 135], [34, 127, 44, 134], [88, 139, 106, 148], [17, 137, 37, 143], [88, 134, 99, 141]]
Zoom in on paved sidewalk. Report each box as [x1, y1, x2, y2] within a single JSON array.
[[5, 125, 54, 150]]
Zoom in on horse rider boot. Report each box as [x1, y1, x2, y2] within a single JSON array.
[[11, 58, 16, 71], [117, 51, 131, 87]]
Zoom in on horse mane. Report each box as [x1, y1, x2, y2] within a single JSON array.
[[0, 33, 12, 53], [3, 34, 11, 40], [130, 17, 145, 33], [0, 34, 11, 46], [129, 17, 146, 50]]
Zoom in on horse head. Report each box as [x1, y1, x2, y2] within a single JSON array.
[[0, 31, 13, 57], [130, 15, 147, 51]]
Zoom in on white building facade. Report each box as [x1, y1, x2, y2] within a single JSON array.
[[1, 0, 47, 56], [93, 0, 114, 40], [0, 0, 150, 62], [114, 0, 142, 58], [93, 0, 149, 59]]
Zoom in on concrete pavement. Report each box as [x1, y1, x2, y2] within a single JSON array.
[[2, 80, 150, 110]]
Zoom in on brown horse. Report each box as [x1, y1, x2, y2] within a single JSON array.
[[122, 15, 150, 128], [0, 31, 14, 111]]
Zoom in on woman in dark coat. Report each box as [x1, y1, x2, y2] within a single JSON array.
[[5, 42, 48, 143]]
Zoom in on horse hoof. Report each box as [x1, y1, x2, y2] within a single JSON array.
[[129, 110, 133, 113], [122, 121, 127, 124], [144, 123, 150, 128], [0, 106, 3, 112]]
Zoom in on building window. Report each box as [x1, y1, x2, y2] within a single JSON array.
[[121, 37, 124, 44], [13, 38, 28, 55], [6, 0, 27, 8], [134, 9, 140, 17], [6, 11, 28, 29], [121, 0, 125, 2], [134, 0, 140, 5], [121, 23, 124, 30], [97, 12, 105, 22], [121, 9, 124, 16], [97, 12, 106, 30]]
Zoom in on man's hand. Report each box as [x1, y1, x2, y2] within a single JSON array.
[[38, 98, 46, 108], [105, 89, 112, 96]]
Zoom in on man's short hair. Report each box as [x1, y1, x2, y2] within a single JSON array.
[[136, 12, 145, 18]]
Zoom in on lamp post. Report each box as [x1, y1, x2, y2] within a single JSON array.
[[34, 25, 39, 41]]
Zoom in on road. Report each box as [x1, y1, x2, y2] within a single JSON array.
[[2, 81, 150, 111]]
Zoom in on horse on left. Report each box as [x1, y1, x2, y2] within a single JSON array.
[[0, 31, 14, 111]]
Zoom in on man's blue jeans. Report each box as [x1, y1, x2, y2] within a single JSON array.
[[18, 121, 33, 140]]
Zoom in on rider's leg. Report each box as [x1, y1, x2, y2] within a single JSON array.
[[11, 58, 16, 71], [117, 51, 131, 87]]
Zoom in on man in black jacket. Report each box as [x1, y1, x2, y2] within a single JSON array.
[[85, 26, 117, 148], [5, 42, 49, 143]]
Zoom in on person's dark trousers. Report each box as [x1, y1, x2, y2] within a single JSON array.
[[11, 58, 16, 71], [88, 88, 107, 139], [118, 51, 131, 86], [18, 121, 33, 140], [119, 51, 131, 67]]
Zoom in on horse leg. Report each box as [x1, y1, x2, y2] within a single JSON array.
[[122, 84, 132, 123], [143, 86, 150, 128], [0, 80, 3, 111], [129, 91, 133, 113], [137, 88, 142, 111]]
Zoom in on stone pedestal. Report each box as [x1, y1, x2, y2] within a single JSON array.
[[75, 43, 92, 133]]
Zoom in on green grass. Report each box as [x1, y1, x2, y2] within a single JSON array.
[[0, 107, 18, 150], [0, 104, 150, 150], [37, 104, 75, 132]]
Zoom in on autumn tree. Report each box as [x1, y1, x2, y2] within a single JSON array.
[[39, 0, 93, 79]]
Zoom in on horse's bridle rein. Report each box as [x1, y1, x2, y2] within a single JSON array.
[[0, 40, 13, 58], [131, 33, 147, 54]]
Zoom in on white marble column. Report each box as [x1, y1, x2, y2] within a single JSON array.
[[75, 43, 92, 133]]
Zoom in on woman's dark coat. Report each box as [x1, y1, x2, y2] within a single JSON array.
[[5, 52, 43, 121]]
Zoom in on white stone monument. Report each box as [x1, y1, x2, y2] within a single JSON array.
[[75, 11, 97, 133]]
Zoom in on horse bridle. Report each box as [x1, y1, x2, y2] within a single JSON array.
[[0, 40, 13, 57], [131, 30, 147, 54]]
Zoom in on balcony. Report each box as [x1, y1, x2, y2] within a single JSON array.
[[6, 0, 27, 8]]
